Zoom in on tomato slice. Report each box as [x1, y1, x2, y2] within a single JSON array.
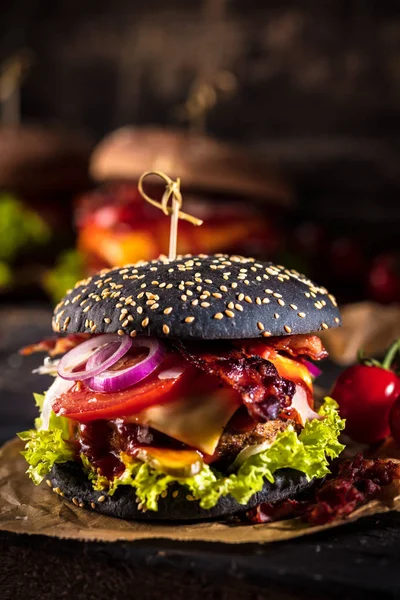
[[53, 355, 195, 422]]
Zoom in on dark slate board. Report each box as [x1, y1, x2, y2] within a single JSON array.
[[1, 304, 400, 600]]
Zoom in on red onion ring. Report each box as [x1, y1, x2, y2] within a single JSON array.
[[57, 334, 132, 381], [87, 337, 166, 393], [300, 358, 322, 379]]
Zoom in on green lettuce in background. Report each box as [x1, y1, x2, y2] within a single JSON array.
[[0, 194, 50, 261], [19, 396, 345, 510], [0, 194, 51, 290], [43, 249, 85, 303]]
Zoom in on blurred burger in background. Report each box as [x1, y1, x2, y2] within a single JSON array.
[[0, 125, 91, 296], [72, 126, 292, 274], [0, 51, 92, 297]]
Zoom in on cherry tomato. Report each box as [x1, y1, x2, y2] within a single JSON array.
[[52, 356, 197, 422], [331, 365, 400, 443], [389, 396, 400, 446], [367, 254, 400, 304]]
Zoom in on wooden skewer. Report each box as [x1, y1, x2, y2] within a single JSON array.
[[138, 171, 203, 261]]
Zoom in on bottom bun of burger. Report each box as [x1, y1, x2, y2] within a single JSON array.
[[49, 462, 314, 521]]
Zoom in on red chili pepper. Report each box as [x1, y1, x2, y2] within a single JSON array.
[[331, 339, 400, 444]]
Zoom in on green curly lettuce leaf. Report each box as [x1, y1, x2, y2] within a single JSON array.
[[18, 394, 75, 485], [81, 397, 345, 511]]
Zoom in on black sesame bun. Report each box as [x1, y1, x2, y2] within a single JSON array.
[[49, 462, 314, 521], [53, 254, 341, 339]]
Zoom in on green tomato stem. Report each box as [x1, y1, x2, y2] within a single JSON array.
[[382, 338, 400, 371]]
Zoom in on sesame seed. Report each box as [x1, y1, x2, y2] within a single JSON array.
[[163, 324, 170, 335], [256, 297, 262, 305], [290, 304, 298, 310], [161, 490, 168, 498], [72, 498, 79, 506], [117, 329, 125, 336], [329, 294, 338, 307], [172, 490, 179, 498], [274, 313, 280, 319], [98, 495, 105, 503], [141, 317, 149, 327], [46, 480, 52, 488], [262, 298, 270, 304], [91, 502, 96, 509], [163, 307, 173, 315], [191, 299, 199, 306], [137, 292, 144, 299], [214, 313, 224, 320], [257, 322, 264, 330], [273, 292, 282, 298], [212, 292, 222, 299], [122, 319, 129, 327], [262, 331, 272, 337], [334, 317, 340, 324], [166, 284, 173, 289], [79, 502, 85, 508], [204, 279, 212, 284], [298, 312, 306, 318], [185, 316, 195, 323], [220, 285, 228, 292], [321, 322, 329, 330], [227, 301, 234, 309], [238, 293, 244, 301], [284, 325, 292, 333], [186, 494, 195, 501], [104, 317, 111, 324], [201, 302, 210, 308], [181, 294, 187, 301], [137, 306, 143, 314], [150, 303, 159, 310], [130, 330, 137, 337], [231, 282, 238, 288], [235, 303, 243, 311], [225, 310, 235, 318], [245, 296, 252, 303], [277, 299, 285, 307]]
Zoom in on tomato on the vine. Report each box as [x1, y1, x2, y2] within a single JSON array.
[[331, 340, 400, 444]]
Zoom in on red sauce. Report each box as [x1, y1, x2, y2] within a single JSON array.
[[78, 420, 187, 479]]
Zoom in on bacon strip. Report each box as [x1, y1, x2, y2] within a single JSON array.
[[176, 342, 295, 423], [20, 334, 91, 357], [247, 454, 400, 525], [261, 334, 328, 361]]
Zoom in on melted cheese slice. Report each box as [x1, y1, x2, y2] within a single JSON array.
[[132, 389, 241, 455], [267, 354, 313, 391]]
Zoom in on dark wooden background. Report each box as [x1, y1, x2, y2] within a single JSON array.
[[1, 0, 400, 228], [0, 0, 399, 142]]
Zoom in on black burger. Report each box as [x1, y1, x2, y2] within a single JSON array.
[[19, 254, 345, 521]]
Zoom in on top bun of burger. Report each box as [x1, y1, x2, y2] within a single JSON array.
[[53, 254, 341, 339], [89, 127, 292, 207], [0, 125, 91, 195]]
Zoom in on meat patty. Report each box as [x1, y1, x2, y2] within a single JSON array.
[[216, 418, 293, 464]]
